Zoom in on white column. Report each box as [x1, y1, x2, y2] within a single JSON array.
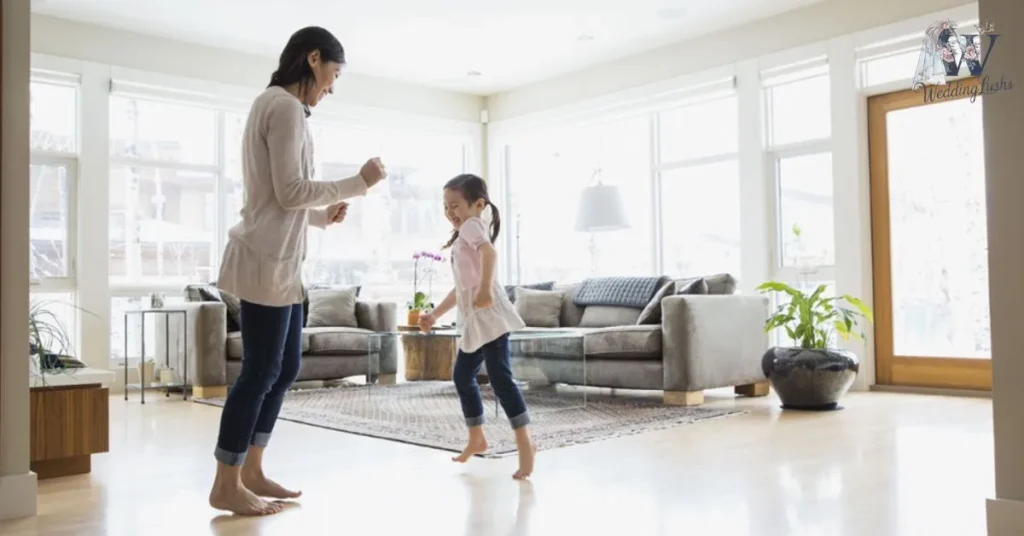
[[76, 61, 111, 372], [982, 0, 1024, 533], [828, 35, 875, 392], [736, 59, 770, 293], [0, 0, 39, 521]]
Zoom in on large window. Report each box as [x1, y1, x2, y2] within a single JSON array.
[[656, 94, 741, 279], [109, 95, 221, 287], [763, 64, 836, 329], [30, 79, 78, 284], [303, 122, 466, 305], [30, 76, 80, 354], [507, 115, 653, 284]]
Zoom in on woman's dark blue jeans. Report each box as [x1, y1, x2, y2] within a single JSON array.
[[452, 333, 530, 429], [214, 300, 303, 466]]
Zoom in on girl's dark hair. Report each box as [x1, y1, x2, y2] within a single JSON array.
[[443, 174, 500, 249], [268, 26, 345, 115]]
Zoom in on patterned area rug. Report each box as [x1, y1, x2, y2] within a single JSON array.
[[196, 382, 745, 458]]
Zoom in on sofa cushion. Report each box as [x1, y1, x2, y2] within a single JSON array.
[[555, 283, 585, 327], [676, 273, 736, 295], [305, 326, 380, 355], [504, 281, 555, 303], [637, 280, 676, 325], [306, 287, 359, 328], [509, 328, 588, 359], [225, 331, 313, 360], [676, 278, 709, 295], [514, 288, 565, 328], [303, 284, 359, 326], [584, 325, 662, 359], [578, 305, 642, 328]]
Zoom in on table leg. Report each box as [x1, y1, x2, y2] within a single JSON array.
[[141, 316, 146, 405], [165, 314, 170, 398], [183, 312, 189, 401], [123, 314, 128, 402]]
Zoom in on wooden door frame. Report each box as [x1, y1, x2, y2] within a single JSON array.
[[868, 77, 992, 391]]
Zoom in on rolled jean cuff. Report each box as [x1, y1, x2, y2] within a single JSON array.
[[465, 415, 485, 427], [508, 411, 530, 429], [251, 432, 272, 448], [214, 446, 246, 467]]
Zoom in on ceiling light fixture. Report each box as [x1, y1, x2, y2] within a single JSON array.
[[577, 34, 595, 42], [467, 70, 482, 77]]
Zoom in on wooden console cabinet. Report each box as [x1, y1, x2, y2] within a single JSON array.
[[29, 383, 109, 479]]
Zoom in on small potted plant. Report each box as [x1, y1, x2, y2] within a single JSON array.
[[756, 281, 873, 410], [407, 251, 442, 326]]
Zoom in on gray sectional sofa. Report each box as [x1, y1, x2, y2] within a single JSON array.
[[506, 274, 770, 405], [157, 284, 398, 399]]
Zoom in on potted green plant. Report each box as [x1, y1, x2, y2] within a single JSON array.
[[756, 281, 874, 410], [29, 299, 91, 385], [407, 251, 442, 326]]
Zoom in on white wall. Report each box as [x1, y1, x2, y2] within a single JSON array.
[[981, 0, 1024, 532], [486, 0, 970, 121], [1, 0, 39, 521], [31, 14, 483, 123]]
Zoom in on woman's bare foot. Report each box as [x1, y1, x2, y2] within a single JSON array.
[[209, 482, 283, 516], [242, 471, 302, 500], [452, 435, 488, 463], [513, 440, 537, 480]]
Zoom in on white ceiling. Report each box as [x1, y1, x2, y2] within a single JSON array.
[[32, 0, 826, 95]]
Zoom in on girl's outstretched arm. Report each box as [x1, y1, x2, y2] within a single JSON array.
[[478, 243, 497, 290], [431, 288, 457, 318]]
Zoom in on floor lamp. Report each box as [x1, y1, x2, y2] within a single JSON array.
[[575, 182, 630, 275]]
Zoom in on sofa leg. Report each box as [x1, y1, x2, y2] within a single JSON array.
[[376, 374, 398, 385], [664, 390, 704, 406], [735, 381, 770, 397], [193, 385, 228, 399]]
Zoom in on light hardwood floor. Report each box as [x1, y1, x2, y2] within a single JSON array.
[[0, 388, 994, 536]]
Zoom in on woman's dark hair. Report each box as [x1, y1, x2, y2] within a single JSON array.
[[268, 26, 345, 114], [442, 174, 500, 249]]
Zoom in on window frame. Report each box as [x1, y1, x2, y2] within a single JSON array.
[[762, 65, 837, 297], [107, 92, 227, 292], [653, 92, 741, 276], [29, 75, 80, 293]]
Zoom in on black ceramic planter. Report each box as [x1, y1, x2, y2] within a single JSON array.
[[761, 347, 859, 411]]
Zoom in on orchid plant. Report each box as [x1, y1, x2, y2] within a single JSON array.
[[410, 251, 443, 312]]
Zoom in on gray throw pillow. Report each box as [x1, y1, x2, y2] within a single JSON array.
[[636, 280, 676, 325], [306, 287, 359, 328], [505, 281, 555, 303], [514, 288, 564, 328], [676, 278, 709, 295]]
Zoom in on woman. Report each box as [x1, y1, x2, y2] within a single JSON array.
[[208, 26, 386, 516]]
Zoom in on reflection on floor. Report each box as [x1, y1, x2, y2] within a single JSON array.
[[0, 387, 993, 536]]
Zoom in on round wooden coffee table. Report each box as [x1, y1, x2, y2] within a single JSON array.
[[398, 327, 488, 384]]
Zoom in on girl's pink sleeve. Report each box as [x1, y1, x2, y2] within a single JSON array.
[[459, 217, 489, 248]]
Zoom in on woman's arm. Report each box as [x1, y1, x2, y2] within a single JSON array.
[[266, 96, 370, 209], [308, 208, 329, 229]]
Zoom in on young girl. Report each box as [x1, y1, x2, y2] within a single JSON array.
[[418, 173, 536, 479]]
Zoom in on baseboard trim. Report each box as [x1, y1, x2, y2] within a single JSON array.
[[0, 472, 38, 520], [988, 498, 1024, 535], [869, 384, 991, 399]]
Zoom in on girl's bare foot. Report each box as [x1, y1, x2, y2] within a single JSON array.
[[452, 435, 488, 463], [242, 470, 302, 500], [209, 482, 283, 516], [513, 440, 537, 480]]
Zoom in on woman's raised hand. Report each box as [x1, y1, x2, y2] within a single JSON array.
[[360, 157, 387, 188]]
